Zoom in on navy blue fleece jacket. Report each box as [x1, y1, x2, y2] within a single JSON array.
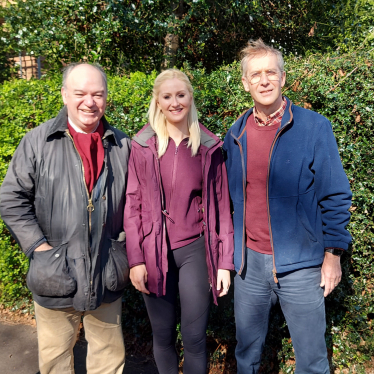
[[223, 97, 352, 275]]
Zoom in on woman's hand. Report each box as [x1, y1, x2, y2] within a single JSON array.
[[130, 264, 150, 294], [217, 269, 231, 297]]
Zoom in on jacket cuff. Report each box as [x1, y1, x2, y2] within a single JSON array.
[[324, 241, 349, 250], [218, 260, 235, 271], [130, 262, 145, 269], [127, 252, 145, 268]]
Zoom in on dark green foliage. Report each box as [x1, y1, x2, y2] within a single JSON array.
[[0, 48, 373, 371], [3, 0, 373, 74], [0, 6, 15, 83]]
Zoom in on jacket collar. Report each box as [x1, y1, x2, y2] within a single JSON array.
[[133, 123, 221, 150], [200, 125, 221, 149], [132, 124, 156, 147], [231, 96, 294, 140], [46, 106, 119, 146], [281, 97, 293, 127]]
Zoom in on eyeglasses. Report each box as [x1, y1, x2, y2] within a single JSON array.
[[248, 70, 282, 84]]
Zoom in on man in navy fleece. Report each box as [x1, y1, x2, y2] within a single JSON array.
[[223, 39, 352, 373]]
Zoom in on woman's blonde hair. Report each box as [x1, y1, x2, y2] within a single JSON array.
[[148, 69, 200, 157]]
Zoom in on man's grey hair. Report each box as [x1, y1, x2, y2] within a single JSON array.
[[62, 62, 108, 93], [240, 39, 284, 77]]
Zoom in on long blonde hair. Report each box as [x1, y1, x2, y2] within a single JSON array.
[[148, 69, 200, 157]]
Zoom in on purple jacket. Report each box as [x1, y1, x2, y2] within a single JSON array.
[[124, 123, 234, 304]]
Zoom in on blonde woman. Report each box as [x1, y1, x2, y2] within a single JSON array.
[[124, 69, 234, 373]]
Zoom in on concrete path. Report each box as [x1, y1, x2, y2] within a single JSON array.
[[0, 320, 158, 374], [1, 321, 39, 374]]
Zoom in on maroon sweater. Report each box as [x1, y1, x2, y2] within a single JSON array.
[[67, 121, 104, 194], [159, 138, 203, 249], [245, 114, 278, 254]]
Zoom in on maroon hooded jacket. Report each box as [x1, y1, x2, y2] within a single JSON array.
[[123, 123, 234, 304]]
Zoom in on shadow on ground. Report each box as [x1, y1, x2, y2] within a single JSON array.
[[72, 336, 158, 374]]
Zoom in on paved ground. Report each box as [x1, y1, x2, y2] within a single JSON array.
[[0, 320, 158, 374], [1, 322, 39, 374]]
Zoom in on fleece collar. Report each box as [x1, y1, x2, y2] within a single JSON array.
[[231, 97, 294, 141]]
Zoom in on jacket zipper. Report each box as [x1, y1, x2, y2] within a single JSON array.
[[66, 131, 94, 235], [201, 143, 221, 291], [201, 148, 210, 286], [232, 110, 292, 280], [153, 142, 167, 297], [165, 144, 179, 229], [230, 132, 247, 276], [266, 121, 292, 284], [65, 130, 95, 305]]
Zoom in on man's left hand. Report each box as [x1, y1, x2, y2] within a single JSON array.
[[320, 252, 342, 297]]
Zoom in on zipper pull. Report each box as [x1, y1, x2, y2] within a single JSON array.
[[162, 210, 175, 224], [87, 199, 94, 212], [162, 209, 169, 218], [87, 199, 94, 233], [272, 269, 278, 284]]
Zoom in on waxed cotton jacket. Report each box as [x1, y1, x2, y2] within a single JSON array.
[[0, 106, 131, 311], [223, 97, 352, 276], [123, 124, 234, 304]]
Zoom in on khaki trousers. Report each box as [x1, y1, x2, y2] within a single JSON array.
[[34, 298, 125, 374]]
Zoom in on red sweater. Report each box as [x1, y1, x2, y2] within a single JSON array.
[[245, 114, 278, 254], [159, 138, 203, 249], [67, 121, 104, 194]]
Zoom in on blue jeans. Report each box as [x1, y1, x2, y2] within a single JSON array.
[[235, 248, 329, 374]]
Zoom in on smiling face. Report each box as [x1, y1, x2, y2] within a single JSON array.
[[156, 78, 192, 129], [61, 64, 107, 133], [241, 53, 286, 116]]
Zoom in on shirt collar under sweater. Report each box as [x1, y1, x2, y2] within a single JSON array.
[[254, 97, 287, 127]]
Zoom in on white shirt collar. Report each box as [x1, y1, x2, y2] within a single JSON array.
[[68, 117, 100, 134]]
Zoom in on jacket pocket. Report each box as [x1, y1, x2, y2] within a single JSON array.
[[27, 243, 77, 297], [297, 200, 318, 242], [142, 220, 153, 238], [105, 235, 130, 292]]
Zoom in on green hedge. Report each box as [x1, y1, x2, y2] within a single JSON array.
[[0, 49, 373, 372]]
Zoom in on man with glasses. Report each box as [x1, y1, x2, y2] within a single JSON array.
[[223, 39, 352, 373]]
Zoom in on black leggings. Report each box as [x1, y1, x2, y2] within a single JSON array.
[[143, 235, 211, 374]]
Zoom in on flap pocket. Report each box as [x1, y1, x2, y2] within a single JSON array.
[[105, 234, 130, 292], [27, 243, 77, 297]]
